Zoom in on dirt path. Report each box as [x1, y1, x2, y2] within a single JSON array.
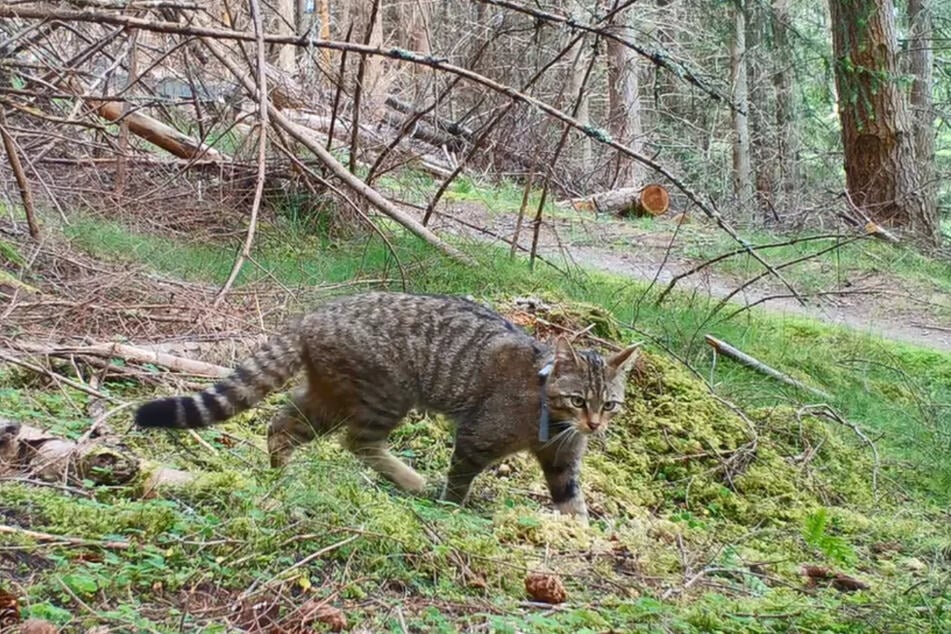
[[430, 202, 951, 354]]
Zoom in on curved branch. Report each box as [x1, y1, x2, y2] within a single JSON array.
[[202, 38, 473, 265]]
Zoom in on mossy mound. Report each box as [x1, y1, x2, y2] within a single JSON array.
[[546, 349, 877, 529]]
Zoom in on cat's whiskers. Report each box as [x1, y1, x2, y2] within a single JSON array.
[[539, 425, 573, 452]]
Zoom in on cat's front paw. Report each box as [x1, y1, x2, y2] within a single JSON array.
[[554, 497, 589, 526]]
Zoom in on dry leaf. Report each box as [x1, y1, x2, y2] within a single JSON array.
[[19, 619, 58, 634]]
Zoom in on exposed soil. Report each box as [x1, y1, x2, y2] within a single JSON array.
[[431, 201, 951, 353]]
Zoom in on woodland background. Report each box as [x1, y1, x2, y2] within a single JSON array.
[[0, 0, 948, 254], [0, 0, 950, 632]]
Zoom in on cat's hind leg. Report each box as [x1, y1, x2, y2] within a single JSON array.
[[267, 385, 337, 468], [442, 432, 498, 506], [342, 417, 426, 493]]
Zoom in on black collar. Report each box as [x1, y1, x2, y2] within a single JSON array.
[[537, 361, 554, 442]]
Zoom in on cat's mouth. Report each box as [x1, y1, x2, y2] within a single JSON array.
[[565, 419, 605, 436]]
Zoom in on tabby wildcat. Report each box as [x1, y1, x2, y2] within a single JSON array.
[[135, 292, 638, 519]]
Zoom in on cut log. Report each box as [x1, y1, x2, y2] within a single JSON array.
[[562, 184, 670, 217], [91, 100, 228, 161]]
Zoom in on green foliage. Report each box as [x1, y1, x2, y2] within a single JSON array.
[[802, 508, 857, 565], [3, 215, 950, 631]]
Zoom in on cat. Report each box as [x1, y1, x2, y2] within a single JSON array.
[[135, 292, 638, 520]]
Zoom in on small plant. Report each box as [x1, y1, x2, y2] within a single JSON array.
[[802, 507, 856, 565]]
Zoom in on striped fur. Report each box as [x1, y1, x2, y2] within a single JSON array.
[[134, 292, 639, 519], [134, 326, 304, 429]]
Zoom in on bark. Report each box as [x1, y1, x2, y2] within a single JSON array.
[[90, 99, 228, 161], [828, 0, 937, 244], [272, 0, 297, 72], [606, 12, 644, 188], [906, 0, 938, 240], [567, 0, 592, 174], [771, 0, 800, 199], [0, 419, 195, 494], [746, 2, 775, 217], [564, 184, 669, 217], [730, 0, 754, 208]]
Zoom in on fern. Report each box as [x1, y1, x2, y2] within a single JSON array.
[[803, 508, 857, 565]]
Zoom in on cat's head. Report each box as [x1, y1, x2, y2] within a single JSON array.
[[544, 338, 639, 435]]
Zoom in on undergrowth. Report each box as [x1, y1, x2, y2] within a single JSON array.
[[0, 213, 948, 632]]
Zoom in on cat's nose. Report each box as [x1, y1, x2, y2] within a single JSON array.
[[587, 420, 601, 432]]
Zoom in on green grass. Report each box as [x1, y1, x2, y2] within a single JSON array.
[[2, 215, 949, 632], [63, 215, 951, 499], [676, 225, 951, 301]]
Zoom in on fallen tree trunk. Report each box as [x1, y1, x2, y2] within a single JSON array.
[[382, 109, 466, 153], [563, 184, 670, 217], [385, 95, 474, 141]]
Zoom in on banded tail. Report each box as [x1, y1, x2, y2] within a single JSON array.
[[134, 330, 303, 430]]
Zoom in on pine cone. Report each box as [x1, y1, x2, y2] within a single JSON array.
[[524, 572, 567, 604], [300, 601, 348, 632]]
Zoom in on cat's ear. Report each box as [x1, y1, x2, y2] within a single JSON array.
[[553, 336, 580, 369], [607, 344, 640, 375]]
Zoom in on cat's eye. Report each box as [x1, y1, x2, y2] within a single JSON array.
[[603, 401, 619, 412], [569, 395, 586, 408]]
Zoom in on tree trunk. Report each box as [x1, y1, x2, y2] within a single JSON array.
[[828, 0, 937, 245], [606, 12, 644, 189], [771, 0, 800, 200], [906, 0, 938, 241], [730, 0, 754, 209], [746, 1, 775, 219], [567, 0, 592, 175], [272, 0, 297, 72]]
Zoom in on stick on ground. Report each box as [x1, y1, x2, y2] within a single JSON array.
[[705, 335, 833, 400]]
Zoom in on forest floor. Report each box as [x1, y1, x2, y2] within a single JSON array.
[[431, 198, 951, 353], [1, 196, 950, 632]]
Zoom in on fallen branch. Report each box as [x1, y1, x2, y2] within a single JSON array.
[[85, 96, 229, 162], [13, 341, 231, 378], [0, 350, 123, 403], [201, 38, 474, 265], [0, 108, 39, 239], [797, 405, 879, 498], [704, 335, 833, 401], [0, 523, 131, 550], [1, 418, 198, 494]]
